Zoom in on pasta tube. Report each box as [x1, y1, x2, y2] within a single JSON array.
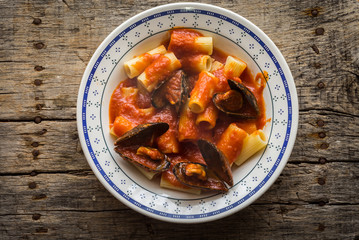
[[236, 122, 257, 134], [217, 123, 248, 165], [234, 130, 267, 166], [133, 164, 158, 180], [194, 37, 213, 55], [137, 52, 181, 92], [180, 55, 212, 74], [195, 101, 218, 130], [168, 29, 213, 57], [157, 129, 180, 154], [210, 60, 224, 72], [124, 45, 167, 79], [188, 71, 219, 113], [110, 115, 135, 137], [224, 56, 247, 78], [121, 87, 138, 98], [178, 98, 199, 141]]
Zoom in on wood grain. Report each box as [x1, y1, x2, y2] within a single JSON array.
[[1, 161, 358, 215], [1, 205, 358, 240], [0, 0, 358, 239]]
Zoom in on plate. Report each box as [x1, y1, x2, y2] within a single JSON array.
[[77, 2, 298, 223]]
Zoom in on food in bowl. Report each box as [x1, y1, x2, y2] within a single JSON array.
[[109, 28, 268, 194]]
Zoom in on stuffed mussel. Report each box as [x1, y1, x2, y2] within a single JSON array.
[[172, 139, 234, 192], [114, 123, 170, 172], [213, 79, 260, 119], [151, 70, 189, 113], [173, 162, 228, 192]]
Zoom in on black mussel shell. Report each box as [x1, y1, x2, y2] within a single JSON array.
[[173, 162, 228, 192], [228, 79, 260, 115], [114, 122, 169, 147], [151, 70, 188, 113], [213, 79, 260, 119], [213, 90, 243, 113], [197, 139, 233, 187]]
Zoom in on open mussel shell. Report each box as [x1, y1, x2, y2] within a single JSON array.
[[213, 79, 260, 119], [197, 139, 233, 187], [213, 90, 243, 113], [115, 146, 170, 172], [151, 70, 188, 113], [114, 122, 169, 147], [173, 162, 228, 192]]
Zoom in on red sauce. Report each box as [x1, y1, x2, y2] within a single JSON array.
[[168, 29, 203, 58], [109, 29, 268, 189], [144, 55, 171, 86]]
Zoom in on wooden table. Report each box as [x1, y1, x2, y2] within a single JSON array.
[[1, 0, 358, 239]]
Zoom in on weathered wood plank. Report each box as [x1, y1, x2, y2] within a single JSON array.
[[1, 162, 358, 216], [1, 205, 358, 240], [0, 109, 357, 174], [0, 121, 88, 174], [0, 0, 358, 120]]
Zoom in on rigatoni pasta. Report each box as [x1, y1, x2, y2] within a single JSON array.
[[180, 55, 212, 74], [216, 123, 248, 165], [234, 130, 267, 166], [110, 28, 268, 194], [124, 45, 167, 79], [224, 56, 247, 78], [195, 101, 218, 129], [137, 52, 181, 92], [188, 71, 219, 113]]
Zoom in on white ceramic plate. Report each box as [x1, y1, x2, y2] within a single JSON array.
[[77, 2, 298, 223]]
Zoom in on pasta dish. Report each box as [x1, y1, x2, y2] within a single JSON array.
[[109, 29, 268, 194]]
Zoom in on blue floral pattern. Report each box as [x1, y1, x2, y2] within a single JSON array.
[[79, 5, 296, 221]]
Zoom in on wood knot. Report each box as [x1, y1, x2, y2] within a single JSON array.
[[34, 79, 42, 86], [317, 177, 326, 185], [32, 194, 47, 200], [313, 62, 321, 69], [317, 119, 325, 127], [35, 227, 48, 233], [34, 42, 45, 49], [32, 18, 42, 25], [311, 44, 320, 54], [32, 213, 41, 220], [28, 182, 37, 189], [34, 65, 45, 71], [319, 157, 327, 164], [32, 149, 40, 158], [315, 28, 325, 35], [37, 129, 47, 135], [34, 116, 42, 124], [35, 104, 43, 110], [318, 132, 326, 138], [320, 142, 329, 149], [317, 81, 325, 89], [31, 142, 39, 147], [311, 9, 318, 17], [317, 223, 325, 231]]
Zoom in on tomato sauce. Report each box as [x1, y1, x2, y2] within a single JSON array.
[[109, 29, 268, 189]]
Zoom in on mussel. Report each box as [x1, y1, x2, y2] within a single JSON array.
[[114, 122, 169, 147], [114, 122, 170, 172], [173, 162, 228, 192], [213, 79, 260, 119], [197, 139, 233, 187], [151, 70, 188, 113]]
